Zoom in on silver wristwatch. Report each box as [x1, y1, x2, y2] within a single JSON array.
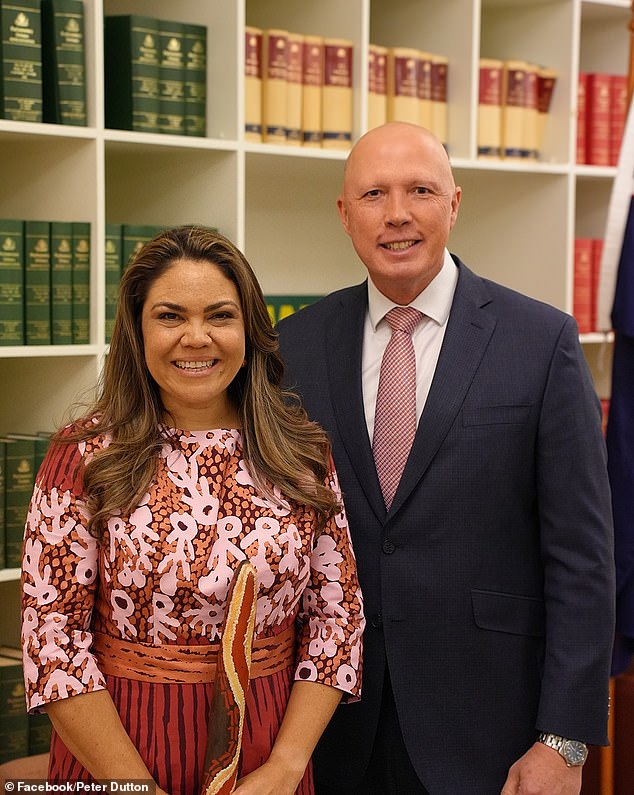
[[538, 732, 588, 767]]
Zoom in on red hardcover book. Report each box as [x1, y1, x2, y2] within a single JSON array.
[[591, 237, 603, 332], [576, 72, 588, 164], [573, 237, 593, 333], [609, 74, 627, 167], [586, 72, 611, 166]]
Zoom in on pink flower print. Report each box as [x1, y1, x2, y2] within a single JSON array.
[[168, 453, 220, 526], [110, 588, 138, 638], [28, 485, 77, 546], [240, 517, 282, 589], [70, 537, 98, 585], [311, 535, 343, 580], [277, 523, 305, 575], [22, 537, 58, 605], [43, 668, 84, 701], [107, 516, 137, 565], [38, 612, 70, 665], [251, 486, 291, 517], [149, 593, 179, 643], [307, 618, 344, 659], [200, 516, 245, 597], [158, 511, 197, 595], [336, 664, 357, 690], [183, 594, 224, 639]]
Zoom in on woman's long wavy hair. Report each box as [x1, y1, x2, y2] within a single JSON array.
[[59, 225, 339, 540]]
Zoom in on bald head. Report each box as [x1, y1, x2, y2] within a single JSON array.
[[336, 121, 462, 305]]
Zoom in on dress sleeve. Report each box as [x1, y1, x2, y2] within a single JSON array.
[[294, 463, 365, 701], [21, 438, 106, 712]]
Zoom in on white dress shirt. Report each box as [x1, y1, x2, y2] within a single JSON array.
[[362, 249, 459, 443]]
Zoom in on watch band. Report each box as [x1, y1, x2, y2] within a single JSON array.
[[538, 732, 565, 753], [537, 732, 588, 767]]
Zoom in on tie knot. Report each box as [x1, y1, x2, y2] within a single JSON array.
[[385, 306, 422, 336]]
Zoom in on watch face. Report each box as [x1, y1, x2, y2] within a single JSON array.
[[562, 740, 588, 766]]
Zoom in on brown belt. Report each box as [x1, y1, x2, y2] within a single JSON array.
[[92, 625, 296, 684]]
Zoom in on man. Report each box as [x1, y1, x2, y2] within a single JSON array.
[[277, 122, 615, 795]]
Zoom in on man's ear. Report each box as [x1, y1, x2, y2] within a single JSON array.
[[337, 196, 350, 234]]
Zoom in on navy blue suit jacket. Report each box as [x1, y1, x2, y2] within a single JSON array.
[[277, 256, 615, 794]]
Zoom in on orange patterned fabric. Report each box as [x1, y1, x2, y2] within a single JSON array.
[[21, 427, 364, 794], [202, 560, 257, 795]]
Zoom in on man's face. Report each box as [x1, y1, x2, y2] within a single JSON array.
[[337, 124, 461, 305]]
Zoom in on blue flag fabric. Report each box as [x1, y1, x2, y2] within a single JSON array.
[[608, 195, 634, 676]]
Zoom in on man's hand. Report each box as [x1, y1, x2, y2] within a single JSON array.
[[500, 741, 583, 795]]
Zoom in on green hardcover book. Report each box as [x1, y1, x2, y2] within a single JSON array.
[[41, 0, 86, 125], [265, 295, 322, 325], [0, 219, 24, 346], [0, 439, 6, 569], [183, 23, 206, 136], [50, 220, 72, 344], [105, 223, 122, 343], [0, 654, 28, 764], [158, 19, 185, 135], [5, 433, 50, 478], [121, 223, 159, 273], [71, 221, 90, 344], [0, 0, 42, 122], [2, 436, 35, 569], [104, 15, 160, 133], [24, 220, 51, 345], [28, 710, 52, 754]]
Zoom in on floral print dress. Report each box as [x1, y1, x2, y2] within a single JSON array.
[[21, 427, 364, 795]]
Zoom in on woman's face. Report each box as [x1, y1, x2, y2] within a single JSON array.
[[141, 257, 246, 430]]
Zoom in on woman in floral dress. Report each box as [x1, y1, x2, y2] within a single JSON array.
[[21, 226, 364, 795]]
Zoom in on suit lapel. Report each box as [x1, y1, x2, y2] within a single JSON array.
[[389, 260, 497, 517], [325, 283, 387, 522]]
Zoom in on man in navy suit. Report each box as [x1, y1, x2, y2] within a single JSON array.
[[277, 123, 615, 795]]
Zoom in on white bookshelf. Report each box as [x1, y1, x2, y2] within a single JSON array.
[[0, 0, 629, 610]]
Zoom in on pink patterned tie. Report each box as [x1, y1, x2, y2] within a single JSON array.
[[373, 306, 423, 509]]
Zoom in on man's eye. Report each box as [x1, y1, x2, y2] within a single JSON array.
[[365, 189, 382, 198], [415, 186, 430, 195]]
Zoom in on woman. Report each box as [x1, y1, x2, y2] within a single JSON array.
[[21, 226, 364, 795]]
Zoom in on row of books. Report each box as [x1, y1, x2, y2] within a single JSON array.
[[104, 14, 207, 137], [367, 45, 448, 145], [0, 0, 86, 125], [0, 646, 51, 763], [105, 222, 322, 340], [0, 433, 49, 570], [577, 72, 627, 167], [477, 58, 557, 161], [0, 219, 90, 346], [573, 237, 603, 334], [245, 27, 353, 149]]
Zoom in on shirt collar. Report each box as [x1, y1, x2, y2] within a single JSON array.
[[367, 249, 458, 331]]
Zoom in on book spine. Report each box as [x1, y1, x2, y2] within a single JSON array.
[[387, 47, 419, 124], [322, 38, 353, 149], [430, 53, 448, 148], [521, 62, 538, 160], [244, 26, 262, 142], [50, 220, 73, 344], [121, 224, 159, 272], [183, 23, 206, 137], [104, 15, 160, 133], [0, 0, 42, 122], [105, 223, 122, 343], [609, 74, 627, 167], [158, 19, 185, 135], [3, 438, 35, 568], [265, 295, 322, 325], [285, 32, 303, 146], [301, 34, 323, 147], [71, 221, 90, 344], [536, 66, 557, 157], [24, 219, 51, 345], [0, 218, 24, 345], [592, 238, 603, 332], [477, 58, 502, 158], [585, 72, 611, 166], [0, 440, 5, 569], [0, 655, 29, 763], [41, 0, 86, 126], [262, 29, 288, 144], [576, 72, 588, 164], [367, 43, 387, 131], [573, 237, 593, 333], [416, 50, 432, 130], [502, 60, 529, 160]]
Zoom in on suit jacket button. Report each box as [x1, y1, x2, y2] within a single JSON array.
[[382, 539, 395, 554]]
